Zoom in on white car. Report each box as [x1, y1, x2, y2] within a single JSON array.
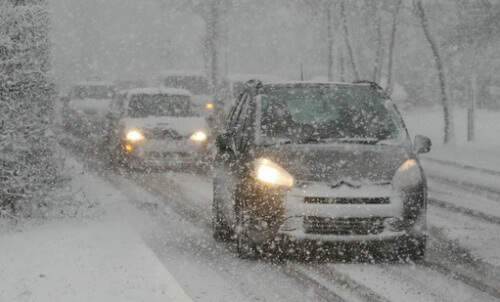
[[62, 81, 116, 136], [160, 70, 215, 118], [106, 87, 211, 170]]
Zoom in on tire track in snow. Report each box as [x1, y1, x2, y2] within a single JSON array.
[[103, 170, 332, 302], [127, 170, 500, 301], [426, 226, 500, 299], [128, 171, 396, 301], [285, 263, 390, 302], [428, 175, 500, 202], [66, 141, 500, 302], [428, 198, 500, 225]]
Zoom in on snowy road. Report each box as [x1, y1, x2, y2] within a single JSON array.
[[96, 166, 500, 302], [63, 135, 500, 302]]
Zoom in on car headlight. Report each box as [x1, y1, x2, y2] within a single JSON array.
[[126, 130, 144, 142], [392, 159, 422, 189], [75, 109, 85, 117], [190, 131, 207, 142], [205, 102, 214, 110], [255, 158, 294, 187]]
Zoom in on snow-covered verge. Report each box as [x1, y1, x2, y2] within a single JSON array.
[[402, 106, 500, 170], [0, 1, 61, 216], [0, 157, 192, 302]]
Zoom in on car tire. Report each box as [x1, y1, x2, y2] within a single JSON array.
[[212, 181, 233, 242], [235, 210, 259, 259], [398, 236, 426, 263]]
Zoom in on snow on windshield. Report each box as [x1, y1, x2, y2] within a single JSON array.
[[260, 85, 402, 142], [129, 94, 195, 118]]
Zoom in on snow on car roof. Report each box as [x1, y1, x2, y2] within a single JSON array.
[[225, 74, 282, 83], [74, 81, 115, 87], [160, 70, 207, 78], [262, 80, 364, 86], [124, 87, 192, 97]]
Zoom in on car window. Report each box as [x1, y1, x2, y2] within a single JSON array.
[[259, 86, 404, 143], [71, 85, 116, 100], [127, 94, 195, 118], [234, 94, 253, 150]]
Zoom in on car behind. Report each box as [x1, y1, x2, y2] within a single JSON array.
[[62, 81, 116, 137], [106, 87, 211, 170]]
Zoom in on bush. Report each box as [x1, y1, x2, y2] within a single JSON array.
[[0, 1, 62, 217]]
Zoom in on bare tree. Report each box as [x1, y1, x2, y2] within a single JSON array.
[[385, 0, 402, 95], [340, 0, 359, 80], [0, 0, 60, 215], [302, 0, 335, 81], [163, 0, 226, 92], [372, 3, 384, 83], [207, 0, 221, 91], [413, 0, 454, 144]]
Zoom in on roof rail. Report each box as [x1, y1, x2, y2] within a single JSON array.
[[245, 79, 263, 93], [352, 80, 384, 91]]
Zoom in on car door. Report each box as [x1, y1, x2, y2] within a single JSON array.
[[215, 92, 251, 226]]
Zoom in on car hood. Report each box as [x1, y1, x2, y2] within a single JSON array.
[[120, 116, 209, 137], [254, 143, 412, 184]]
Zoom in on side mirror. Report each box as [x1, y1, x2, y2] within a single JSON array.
[[215, 133, 233, 151], [414, 135, 431, 154]]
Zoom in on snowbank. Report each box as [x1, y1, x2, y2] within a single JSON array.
[[0, 155, 192, 302], [0, 222, 192, 302], [402, 106, 500, 171]]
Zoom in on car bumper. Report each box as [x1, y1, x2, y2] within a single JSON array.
[[273, 182, 423, 243], [125, 139, 211, 167]]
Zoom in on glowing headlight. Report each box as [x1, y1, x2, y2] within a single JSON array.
[[398, 159, 418, 172], [126, 130, 144, 142], [255, 158, 294, 187], [392, 159, 422, 189], [205, 102, 214, 110], [75, 109, 85, 117], [190, 131, 208, 142]]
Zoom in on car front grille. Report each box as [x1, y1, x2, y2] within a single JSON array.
[[303, 216, 386, 235], [144, 128, 183, 140], [303, 197, 390, 205], [144, 151, 190, 158]]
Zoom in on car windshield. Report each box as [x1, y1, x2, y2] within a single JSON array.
[[259, 86, 403, 143], [128, 94, 195, 118], [72, 85, 116, 99], [164, 75, 209, 95]]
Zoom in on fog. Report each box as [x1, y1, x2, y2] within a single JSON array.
[[2, 1, 500, 301]]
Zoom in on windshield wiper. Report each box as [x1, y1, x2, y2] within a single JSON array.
[[297, 137, 381, 145], [261, 137, 382, 146], [259, 139, 294, 147]]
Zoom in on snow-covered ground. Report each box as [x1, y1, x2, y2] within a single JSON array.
[[0, 158, 192, 302], [402, 106, 500, 170]]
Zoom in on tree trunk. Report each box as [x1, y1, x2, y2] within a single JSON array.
[[207, 0, 220, 93], [326, 4, 334, 81], [372, 11, 383, 83], [339, 49, 346, 82], [340, 0, 359, 80], [385, 0, 402, 95], [414, 0, 455, 145]]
